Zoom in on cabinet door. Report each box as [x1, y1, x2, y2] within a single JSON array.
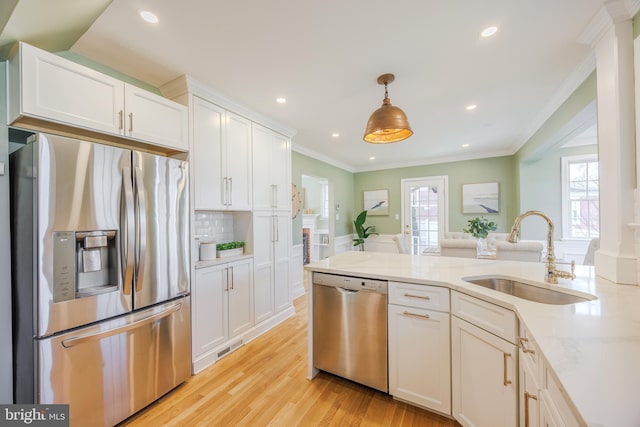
[[539, 390, 563, 427], [225, 111, 252, 210], [252, 123, 274, 210], [388, 305, 451, 414], [273, 212, 291, 313], [452, 316, 517, 427], [14, 42, 124, 135], [124, 84, 188, 150], [271, 131, 291, 211], [253, 212, 274, 323], [192, 97, 225, 210], [520, 349, 540, 427], [192, 266, 228, 359], [227, 259, 254, 338]]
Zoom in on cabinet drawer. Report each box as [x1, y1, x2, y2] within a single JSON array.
[[389, 281, 449, 312], [451, 290, 517, 343]]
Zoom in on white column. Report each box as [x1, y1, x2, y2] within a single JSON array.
[[592, 4, 637, 284]]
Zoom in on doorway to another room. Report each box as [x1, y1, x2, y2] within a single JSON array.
[[302, 175, 334, 263]]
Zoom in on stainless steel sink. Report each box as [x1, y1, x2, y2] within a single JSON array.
[[462, 276, 596, 305]]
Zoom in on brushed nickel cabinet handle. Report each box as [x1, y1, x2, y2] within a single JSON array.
[[402, 311, 430, 320], [128, 112, 133, 132], [403, 293, 430, 300], [119, 110, 124, 130], [503, 352, 512, 386]]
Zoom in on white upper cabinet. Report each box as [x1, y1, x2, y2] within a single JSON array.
[[123, 84, 188, 150], [191, 95, 252, 211], [252, 123, 291, 211], [8, 42, 188, 151]]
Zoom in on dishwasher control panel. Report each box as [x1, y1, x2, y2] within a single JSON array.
[[312, 272, 387, 293]]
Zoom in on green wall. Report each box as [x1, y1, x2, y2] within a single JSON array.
[[291, 152, 355, 244], [520, 144, 598, 240], [353, 156, 518, 235]]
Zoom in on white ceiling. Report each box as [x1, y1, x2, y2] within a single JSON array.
[[2, 0, 624, 171]]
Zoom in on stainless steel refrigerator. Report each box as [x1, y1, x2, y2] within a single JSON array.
[[10, 133, 191, 426]]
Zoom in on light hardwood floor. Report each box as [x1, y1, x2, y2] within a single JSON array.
[[120, 291, 460, 426]]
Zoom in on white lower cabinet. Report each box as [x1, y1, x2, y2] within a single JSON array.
[[192, 259, 253, 363], [451, 291, 518, 427], [388, 282, 451, 414], [520, 348, 540, 427]]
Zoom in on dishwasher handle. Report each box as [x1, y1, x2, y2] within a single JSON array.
[[336, 287, 359, 294]]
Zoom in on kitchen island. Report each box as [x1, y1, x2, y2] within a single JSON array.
[[305, 251, 640, 427]]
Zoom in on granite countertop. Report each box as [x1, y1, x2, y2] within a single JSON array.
[[304, 251, 640, 427]]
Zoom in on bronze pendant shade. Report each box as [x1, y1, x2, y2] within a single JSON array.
[[363, 74, 413, 144]]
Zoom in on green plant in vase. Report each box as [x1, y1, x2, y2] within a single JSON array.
[[463, 216, 498, 239], [353, 210, 378, 251]]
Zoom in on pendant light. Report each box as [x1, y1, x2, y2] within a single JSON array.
[[363, 73, 413, 143]]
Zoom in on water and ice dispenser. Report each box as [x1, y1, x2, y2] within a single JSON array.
[[53, 230, 118, 302]]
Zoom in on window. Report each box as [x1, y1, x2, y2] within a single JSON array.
[[561, 155, 599, 239]]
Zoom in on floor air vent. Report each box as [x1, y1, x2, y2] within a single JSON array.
[[217, 339, 243, 359]]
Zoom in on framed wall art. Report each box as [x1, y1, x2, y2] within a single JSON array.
[[462, 182, 499, 214], [364, 189, 389, 216]]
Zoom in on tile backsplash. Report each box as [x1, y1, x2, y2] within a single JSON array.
[[194, 211, 234, 244]]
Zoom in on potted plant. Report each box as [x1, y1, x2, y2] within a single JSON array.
[[216, 241, 245, 258], [353, 210, 378, 251], [463, 216, 498, 239]]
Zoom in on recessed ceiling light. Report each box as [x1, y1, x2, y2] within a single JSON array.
[[466, 104, 477, 111], [332, 133, 340, 138], [369, 156, 376, 160], [462, 144, 470, 148], [276, 97, 287, 104], [481, 26, 498, 38], [140, 10, 159, 24]]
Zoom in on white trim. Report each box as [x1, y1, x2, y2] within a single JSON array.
[[161, 74, 297, 138], [333, 234, 355, 255], [292, 143, 355, 173], [192, 305, 296, 374], [291, 244, 305, 299]]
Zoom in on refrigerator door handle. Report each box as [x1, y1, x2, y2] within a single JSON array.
[[121, 167, 135, 295], [61, 303, 182, 348], [134, 167, 148, 291]]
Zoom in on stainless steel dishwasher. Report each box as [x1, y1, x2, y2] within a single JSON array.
[[312, 272, 388, 392]]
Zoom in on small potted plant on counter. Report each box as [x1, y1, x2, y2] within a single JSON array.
[[463, 216, 497, 251], [216, 241, 245, 258], [353, 210, 378, 251]]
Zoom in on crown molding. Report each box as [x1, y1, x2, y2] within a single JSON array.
[[291, 143, 355, 173], [578, 0, 639, 46], [160, 74, 297, 138], [514, 52, 596, 154]]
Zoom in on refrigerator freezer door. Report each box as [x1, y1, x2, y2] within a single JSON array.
[[36, 297, 191, 427], [132, 151, 189, 309], [12, 134, 133, 337]]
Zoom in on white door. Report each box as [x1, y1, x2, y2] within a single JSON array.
[[192, 96, 225, 210], [451, 316, 517, 427], [227, 259, 254, 338], [401, 176, 448, 254], [225, 111, 252, 210], [388, 304, 451, 414], [253, 211, 275, 323], [274, 212, 291, 313], [192, 266, 228, 358]]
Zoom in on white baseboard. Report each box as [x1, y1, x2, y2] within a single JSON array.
[[192, 305, 296, 374], [291, 244, 305, 299]]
